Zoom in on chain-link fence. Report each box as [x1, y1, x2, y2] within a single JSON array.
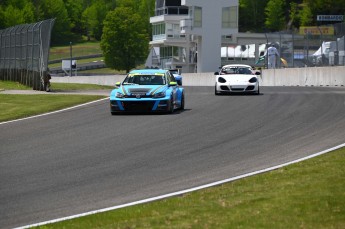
[[0, 19, 55, 90], [264, 22, 345, 68]]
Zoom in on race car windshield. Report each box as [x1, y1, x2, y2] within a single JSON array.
[[221, 67, 252, 75], [124, 75, 166, 85]]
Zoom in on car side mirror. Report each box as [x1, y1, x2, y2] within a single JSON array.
[[115, 82, 121, 87], [169, 82, 177, 87], [176, 80, 182, 86], [214, 72, 219, 75], [255, 72, 261, 75]]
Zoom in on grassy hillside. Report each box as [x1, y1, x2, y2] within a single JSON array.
[[49, 42, 102, 61]]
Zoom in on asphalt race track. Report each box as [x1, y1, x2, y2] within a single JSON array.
[[1, 86, 345, 228]]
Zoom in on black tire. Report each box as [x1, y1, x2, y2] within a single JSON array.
[[179, 93, 185, 110], [168, 97, 174, 114], [215, 85, 221, 95], [257, 85, 260, 95]]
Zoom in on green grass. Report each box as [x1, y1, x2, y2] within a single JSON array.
[[50, 82, 114, 91], [0, 80, 111, 122], [76, 68, 127, 74], [0, 94, 106, 122], [48, 41, 145, 74], [0, 80, 113, 91], [0, 80, 31, 90], [49, 42, 101, 61], [48, 57, 104, 68], [35, 147, 345, 229]]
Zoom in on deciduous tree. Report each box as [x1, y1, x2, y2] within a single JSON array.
[[239, 0, 268, 32], [39, 0, 72, 44], [265, 0, 286, 31], [0, 0, 35, 28], [101, 7, 149, 72]]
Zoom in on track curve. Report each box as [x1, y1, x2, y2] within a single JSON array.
[[1, 86, 345, 228]]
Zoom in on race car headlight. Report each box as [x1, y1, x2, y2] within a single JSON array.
[[116, 92, 125, 98], [153, 91, 166, 98], [249, 77, 257, 83], [218, 77, 226, 83]]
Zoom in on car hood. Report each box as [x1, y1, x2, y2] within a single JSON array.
[[218, 74, 256, 84], [115, 84, 168, 96]]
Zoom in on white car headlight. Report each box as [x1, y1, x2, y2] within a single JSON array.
[[153, 91, 166, 98]]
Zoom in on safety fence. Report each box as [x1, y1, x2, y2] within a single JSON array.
[[264, 22, 345, 68], [0, 19, 55, 90]]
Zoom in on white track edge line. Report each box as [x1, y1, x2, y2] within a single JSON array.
[[14, 143, 345, 229], [0, 98, 109, 125]]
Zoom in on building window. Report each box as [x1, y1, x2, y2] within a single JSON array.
[[160, 46, 179, 59], [222, 6, 238, 28], [194, 6, 202, 27], [152, 23, 166, 35], [152, 23, 166, 41]]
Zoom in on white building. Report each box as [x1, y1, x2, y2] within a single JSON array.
[[147, 0, 239, 73]]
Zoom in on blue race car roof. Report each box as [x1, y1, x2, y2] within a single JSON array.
[[129, 69, 168, 75]]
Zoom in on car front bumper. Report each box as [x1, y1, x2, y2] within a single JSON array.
[[216, 83, 259, 93], [110, 98, 170, 113]]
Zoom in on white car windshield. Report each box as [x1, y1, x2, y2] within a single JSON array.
[[221, 67, 252, 75], [123, 75, 166, 85]]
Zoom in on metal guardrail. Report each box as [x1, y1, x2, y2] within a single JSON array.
[[50, 63, 106, 75], [48, 54, 103, 64]]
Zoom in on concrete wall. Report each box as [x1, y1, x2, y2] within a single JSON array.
[[51, 66, 345, 87], [260, 66, 345, 86], [51, 75, 126, 86]]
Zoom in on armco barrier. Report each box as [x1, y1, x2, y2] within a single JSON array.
[[50, 66, 345, 87]]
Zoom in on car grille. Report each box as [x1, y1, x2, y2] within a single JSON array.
[[128, 88, 151, 94], [230, 87, 245, 91], [126, 88, 153, 98], [125, 94, 153, 98], [122, 101, 155, 111]]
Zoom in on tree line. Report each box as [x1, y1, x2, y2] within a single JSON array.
[[240, 0, 345, 33], [1, 0, 343, 44], [0, 0, 155, 45], [1, 0, 343, 72]]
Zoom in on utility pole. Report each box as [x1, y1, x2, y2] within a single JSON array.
[[70, 42, 72, 77]]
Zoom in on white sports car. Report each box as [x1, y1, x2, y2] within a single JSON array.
[[214, 64, 260, 95]]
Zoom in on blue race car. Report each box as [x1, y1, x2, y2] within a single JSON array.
[[168, 69, 183, 86], [110, 69, 185, 114]]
